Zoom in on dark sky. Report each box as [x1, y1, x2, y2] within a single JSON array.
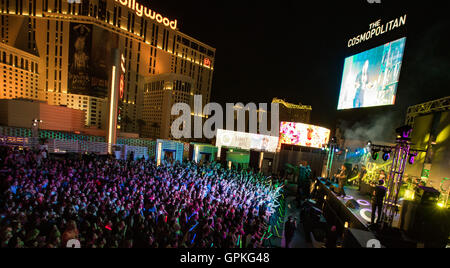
[[144, 0, 449, 131]]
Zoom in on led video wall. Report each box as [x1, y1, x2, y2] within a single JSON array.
[[216, 129, 279, 153], [338, 37, 407, 110], [279, 122, 331, 149]]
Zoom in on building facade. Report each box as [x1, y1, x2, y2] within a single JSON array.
[[0, 42, 40, 100], [142, 73, 194, 140], [0, 98, 86, 133], [273, 98, 312, 124], [0, 0, 215, 134]]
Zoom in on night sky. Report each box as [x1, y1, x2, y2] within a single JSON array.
[[145, 0, 449, 132]]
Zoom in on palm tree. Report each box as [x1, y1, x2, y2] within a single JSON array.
[[122, 115, 132, 132], [151, 122, 160, 139], [136, 119, 146, 137]]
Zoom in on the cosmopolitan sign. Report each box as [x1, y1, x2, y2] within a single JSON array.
[[348, 14, 406, 47], [115, 0, 178, 30]]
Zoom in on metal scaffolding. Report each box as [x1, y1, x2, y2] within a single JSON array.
[[381, 139, 411, 227], [405, 96, 450, 126], [369, 126, 425, 228]]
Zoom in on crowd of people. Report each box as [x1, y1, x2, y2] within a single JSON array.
[[0, 146, 282, 248]]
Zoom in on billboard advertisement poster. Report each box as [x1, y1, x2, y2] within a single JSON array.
[[216, 129, 279, 153], [68, 23, 117, 98], [279, 122, 331, 149]]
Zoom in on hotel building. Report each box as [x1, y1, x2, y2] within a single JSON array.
[[0, 0, 215, 135], [0, 42, 40, 100], [142, 73, 194, 140], [273, 98, 312, 124]]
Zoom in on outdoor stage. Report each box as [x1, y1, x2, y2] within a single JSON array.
[[315, 178, 401, 231]]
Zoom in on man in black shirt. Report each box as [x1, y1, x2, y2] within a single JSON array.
[[358, 165, 367, 191], [284, 216, 297, 248], [371, 180, 387, 225]]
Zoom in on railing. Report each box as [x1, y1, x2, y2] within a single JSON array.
[[0, 135, 149, 159], [47, 139, 110, 155], [262, 191, 286, 248]]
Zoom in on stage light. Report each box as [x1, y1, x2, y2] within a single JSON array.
[[324, 195, 327, 201], [357, 200, 371, 207], [396, 126, 413, 139], [437, 203, 445, 208], [408, 153, 418, 165], [382, 150, 391, 162], [404, 189, 415, 201], [372, 152, 379, 161], [371, 148, 381, 161], [367, 141, 372, 147], [344, 222, 349, 229], [360, 209, 373, 222]]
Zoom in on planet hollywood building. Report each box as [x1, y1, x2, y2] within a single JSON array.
[[0, 0, 215, 133]]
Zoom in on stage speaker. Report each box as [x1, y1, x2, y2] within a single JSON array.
[[400, 200, 450, 248], [346, 200, 360, 210], [330, 185, 338, 194], [415, 186, 440, 206], [343, 228, 379, 248]]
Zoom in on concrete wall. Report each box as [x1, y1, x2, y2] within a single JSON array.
[[39, 103, 85, 132], [0, 99, 86, 133]]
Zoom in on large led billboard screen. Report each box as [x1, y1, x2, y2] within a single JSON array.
[[216, 129, 279, 153], [279, 122, 331, 149], [337, 37, 407, 110]]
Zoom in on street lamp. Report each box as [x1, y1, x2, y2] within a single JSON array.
[[31, 119, 43, 150]]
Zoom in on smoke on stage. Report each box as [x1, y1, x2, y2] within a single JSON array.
[[338, 111, 403, 147]]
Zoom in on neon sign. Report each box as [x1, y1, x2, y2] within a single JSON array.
[[115, 0, 178, 30], [119, 54, 126, 99]]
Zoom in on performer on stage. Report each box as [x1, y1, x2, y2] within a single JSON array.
[[371, 179, 387, 225], [335, 165, 348, 198], [358, 165, 368, 191]]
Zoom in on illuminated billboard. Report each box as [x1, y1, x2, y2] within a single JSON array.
[[337, 37, 407, 110], [68, 23, 118, 98], [216, 129, 279, 153], [280, 122, 331, 149]]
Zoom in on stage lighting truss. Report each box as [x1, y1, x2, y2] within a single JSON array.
[[367, 142, 423, 164]]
